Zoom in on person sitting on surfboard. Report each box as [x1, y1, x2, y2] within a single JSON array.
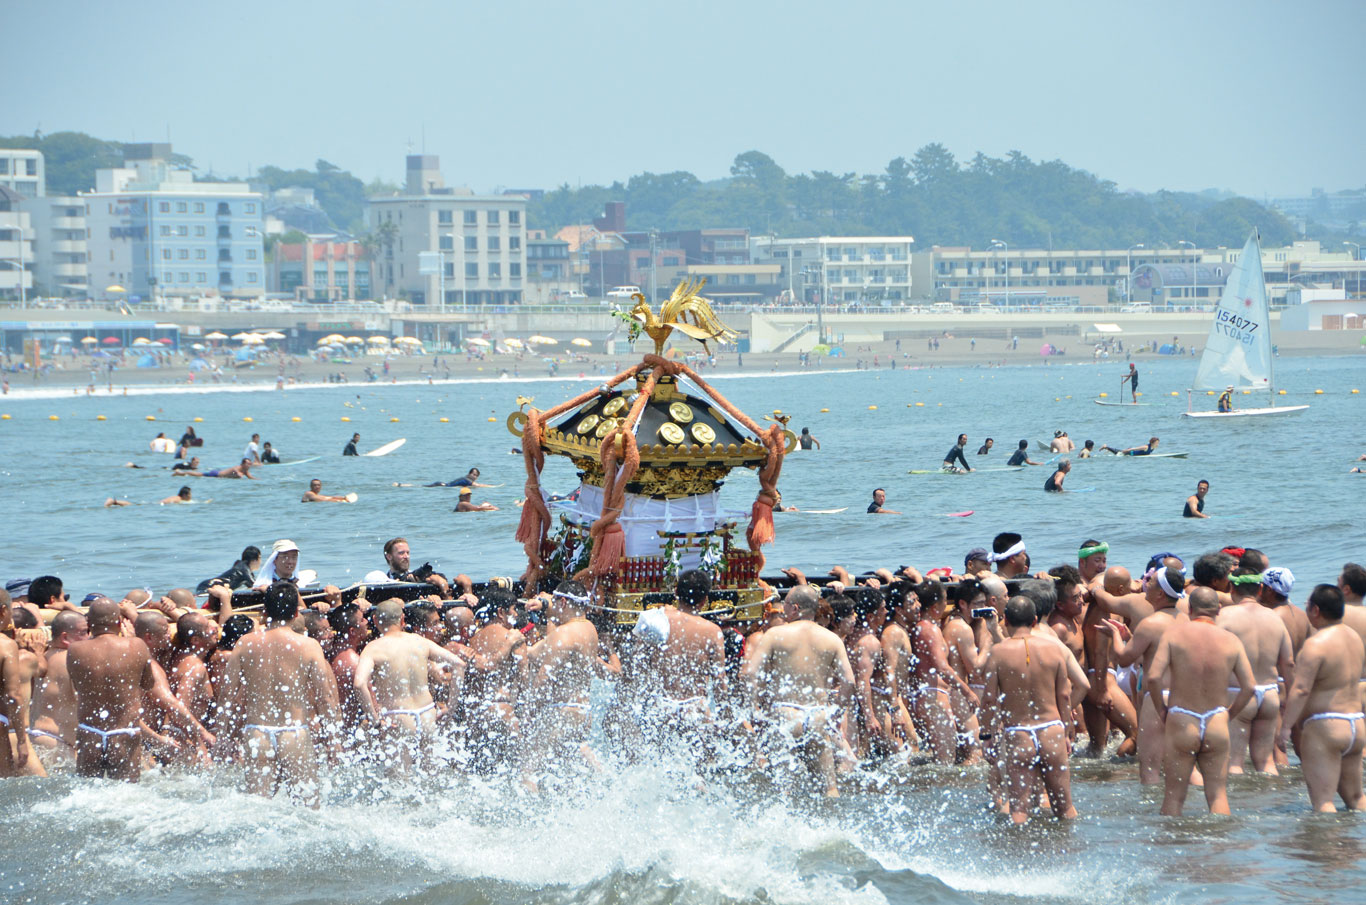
[[1100, 437, 1159, 456], [942, 434, 973, 472], [1007, 440, 1043, 467], [343, 433, 360, 456], [1218, 386, 1235, 413]]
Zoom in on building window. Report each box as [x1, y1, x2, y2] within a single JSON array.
[[510, 262, 521, 278], [159, 202, 170, 212], [194, 202, 204, 213], [196, 249, 206, 260], [509, 235, 520, 251], [439, 235, 454, 251], [194, 225, 205, 237], [247, 272, 258, 283], [245, 226, 258, 237], [163, 271, 172, 283], [160, 225, 171, 236], [488, 236, 500, 252], [245, 203, 256, 213], [488, 263, 501, 278], [195, 272, 206, 282], [662, 256, 680, 266], [162, 248, 172, 260], [465, 262, 479, 278], [487, 210, 500, 225], [177, 225, 188, 236], [509, 210, 520, 225], [246, 249, 257, 260], [464, 210, 477, 225], [438, 210, 453, 225], [465, 236, 477, 252], [178, 249, 189, 260], [219, 271, 231, 283], [177, 202, 188, 213], [25, 159, 37, 175], [179, 272, 189, 282]]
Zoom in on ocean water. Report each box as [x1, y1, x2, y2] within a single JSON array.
[[2, 354, 1364, 905]]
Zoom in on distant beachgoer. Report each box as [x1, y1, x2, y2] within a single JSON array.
[[261, 442, 280, 464], [1101, 437, 1159, 456], [454, 487, 497, 512], [1049, 431, 1075, 453], [426, 467, 489, 488], [1078, 440, 1095, 459], [798, 427, 820, 450], [976, 438, 994, 456], [149, 432, 174, 454], [103, 498, 133, 508], [243, 434, 262, 464], [943, 434, 973, 472], [343, 433, 360, 456], [198, 459, 256, 479], [195, 546, 260, 594], [1218, 386, 1235, 413], [1183, 480, 1210, 518], [302, 479, 351, 503], [1121, 363, 1139, 403]]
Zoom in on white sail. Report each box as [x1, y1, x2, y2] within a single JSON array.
[[1192, 234, 1273, 391]]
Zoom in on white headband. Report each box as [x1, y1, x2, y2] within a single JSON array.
[[991, 541, 1026, 563], [1155, 568, 1182, 600], [552, 589, 592, 605]]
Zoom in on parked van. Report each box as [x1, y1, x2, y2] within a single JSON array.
[[929, 302, 955, 314], [1120, 302, 1152, 313]]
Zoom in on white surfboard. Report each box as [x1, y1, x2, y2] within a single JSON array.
[[345, 492, 359, 503], [363, 438, 406, 457]]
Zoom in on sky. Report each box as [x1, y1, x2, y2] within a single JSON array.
[[3, 0, 1362, 199]]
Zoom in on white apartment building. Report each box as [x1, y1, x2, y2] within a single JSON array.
[[750, 236, 915, 303], [0, 187, 35, 300], [366, 155, 527, 307], [21, 195, 88, 297], [83, 144, 264, 299], [0, 149, 43, 199]]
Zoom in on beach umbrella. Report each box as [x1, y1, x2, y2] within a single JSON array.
[[231, 332, 252, 341], [241, 334, 266, 345], [105, 284, 126, 293], [571, 337, 592, 347], [262, 331, 287, 340], [318, 333, 345, 345], [367, 335, 390, 344], [132, 337, 151, 345], [466, 337, 490, 347], [80, 336, 98, 344], [346, 336, 364, 345], [157, 337, 173, 344], [191, 343, 205, 350], [810, 343, 830, 356], [504, 338, 524, 349], [102, 336, 121, 345], [205, 331, 228, 341], [528, 335, 557, 345], [395, 336, 423, 346]]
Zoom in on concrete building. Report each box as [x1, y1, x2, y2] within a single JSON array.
[[270, 236, 371, 300], [751, 236, 915, 304], [20, 195, 88, 297], [83, 144, 265, 300], [0, 149, 43, 199], [1279, 288, 1364, 331], [365, 155, 527, 307], [0, 186, 35, 300]]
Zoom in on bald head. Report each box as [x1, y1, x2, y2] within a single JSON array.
[[50, 610, 87, 645], [166, 588, 196, 610], [374, 599, 405, 629], [175, 612, 212, 651], [123, 588, 152, 608], [134, 610, 169, 644], [979, 576, 1008, 602], [87, 600, 122, 634], [1189, 586, 1220, 617], [786, 585, 819, 620], [1103, 566, 1132, 596]]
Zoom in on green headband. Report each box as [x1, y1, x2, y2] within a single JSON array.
[[1078, 542, 1109, 559], [1230, 572, 1264, 586]]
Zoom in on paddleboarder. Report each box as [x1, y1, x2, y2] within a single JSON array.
[[1121, 363, 1138, 403]]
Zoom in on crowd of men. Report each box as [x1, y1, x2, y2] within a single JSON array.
[[2, 535, 1363, 821]]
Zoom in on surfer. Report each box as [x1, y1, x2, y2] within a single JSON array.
[[198, 459, 256, 479], [343, 433, 360, 456], [160, 486, 193, 505], [243, 433, 262, 464], [1218, 386, 1235, 413], [454, 487, 498, 512], [1121, 363, 1138, 403], [1183, 480, 1210, 518], [1078, 440, 1095, 459], [261, 442, 281, 464], [195, 546, 260, 594], [149, 432, 175, 454], [172, 456, 201, 474], [1100, 437, 1159, 456], [976, 438, 994, 456], [1007, 440, 1043, 467], [1049, 431, 1075, 453], [426, 467, 491, 488], [301, 479, 352, 503], [798, 427, 820, 450], [942, 434, 973, 472], [1044, 460, 1071, 492], [866, 488, 899, 514]]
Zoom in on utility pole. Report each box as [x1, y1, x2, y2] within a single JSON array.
[[649, 228, 657, 304]]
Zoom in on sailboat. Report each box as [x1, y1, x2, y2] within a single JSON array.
[[1182, 232, 1308, 419]]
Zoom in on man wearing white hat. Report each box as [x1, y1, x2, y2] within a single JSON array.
[[1261, 567, 1308, 654], [252, 540, 306, 590]]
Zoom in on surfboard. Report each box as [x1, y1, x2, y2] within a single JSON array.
[[1094, 400, 1152, 406], [278, 455, 321, 466], [364, 438, 406, 457], [908, 466, 1024, 475], [796, 507, 847, 514], [344, 492, 359, 503], [1114, 451, 1188, 459], [944, 510, 974, 517], [1070, 487, 1097, 493]]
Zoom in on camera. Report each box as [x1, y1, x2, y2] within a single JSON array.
[[971, 606, 996, 620]]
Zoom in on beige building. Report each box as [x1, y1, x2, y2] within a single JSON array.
[[750, 236, 915, 304], [0, 187, 35, 300], [366, 155, 527, 307], [21, 195, 88, 297], [0, 149, 43, 199]]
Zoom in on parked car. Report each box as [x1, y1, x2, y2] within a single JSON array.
[[606, 285, 642, 299], [1120, 303, 1152, 313]]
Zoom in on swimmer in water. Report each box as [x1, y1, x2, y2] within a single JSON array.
[[1078, 440, 1095, 459], [1007, 439, 1043, 467], [1183, 480, 1210, 518], [453, 486, 497, 512], [197, 459, 256, 479], [103, 498, 133, 507], [1044, 459, 1071, 492], [798, 427, 820, 450], [866, 488, 899, 514], [160, 486, 193, 505]]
